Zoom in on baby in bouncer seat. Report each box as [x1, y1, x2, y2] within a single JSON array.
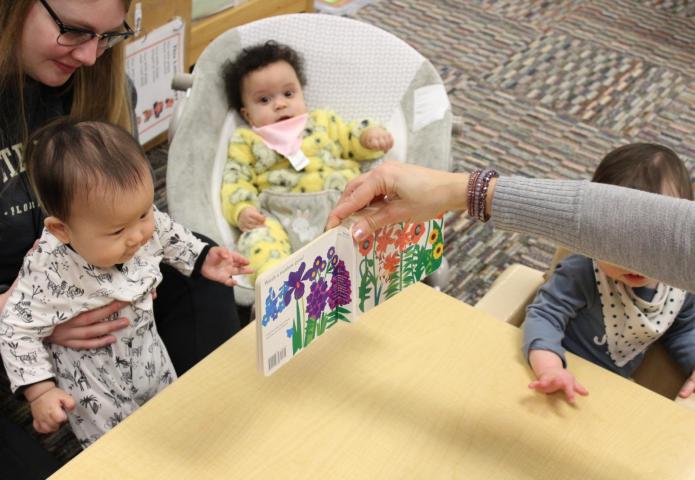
[[220, 40, 394, 279]]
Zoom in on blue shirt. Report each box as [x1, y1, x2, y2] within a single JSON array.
[[523, 254, 695, 377]]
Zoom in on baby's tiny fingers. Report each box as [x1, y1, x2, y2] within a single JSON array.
[[33, 419, 48, 433], [49, 409, 67, 424], [678, 379, 695, 397], [563, 385, 576, 403]]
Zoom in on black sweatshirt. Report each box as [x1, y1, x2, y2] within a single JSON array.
[[0, 80, 72, 290]]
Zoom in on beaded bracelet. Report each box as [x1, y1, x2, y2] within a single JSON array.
[[467, 168, 499, 222]]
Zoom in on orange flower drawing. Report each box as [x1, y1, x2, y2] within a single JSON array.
[[358, 236, 374, 256], [408, 223, 425, 244], [382, 252, 400, 274]]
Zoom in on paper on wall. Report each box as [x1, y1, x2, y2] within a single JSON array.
[[126, 17, 185, 144]]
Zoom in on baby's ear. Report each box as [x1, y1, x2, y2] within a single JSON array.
[[44, 216, 71, 244]]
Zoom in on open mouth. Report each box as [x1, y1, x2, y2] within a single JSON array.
[[278, 115, 292, 121]]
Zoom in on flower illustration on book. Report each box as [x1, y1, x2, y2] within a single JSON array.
[[262, 288, 280, 326], [409, 222, 425, 243], [375, 225, 394, 255], [433, 243, 444, 260], [428, 229, 438, 244], [358, 236, 374, 256], [328, 259, 351, 310], [307, 278, 329, 319], [272, 248, 353, 355], [261, 285, 289, 326], [304, 255, 324, 282], [394, 227, 411, 252], [283, 262, 307, 306], [382, 252, 399, 274], [358, 219, 444, 310]]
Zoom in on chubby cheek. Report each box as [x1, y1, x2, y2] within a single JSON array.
[[143, 215, 156, 236], [294, 100, 308, 115], [144, 223, 155, 244], [93, 242, 123, 266]]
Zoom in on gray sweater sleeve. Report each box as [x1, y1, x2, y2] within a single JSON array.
[[492, 177, 695, 292]]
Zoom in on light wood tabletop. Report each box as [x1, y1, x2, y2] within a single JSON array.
[[51, 283, 695, 479]]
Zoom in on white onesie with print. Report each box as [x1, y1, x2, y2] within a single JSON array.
[[0, 209, 206, 448]]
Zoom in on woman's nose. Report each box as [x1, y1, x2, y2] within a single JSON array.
[[70, 38, 100, 66]]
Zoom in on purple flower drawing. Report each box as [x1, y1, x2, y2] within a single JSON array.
[[284, 262, 307, 306], [307, 279, 329, 320], [328, 259, 351, 310]]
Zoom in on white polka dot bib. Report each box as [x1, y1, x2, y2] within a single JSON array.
[[593, 260, 686, 368]]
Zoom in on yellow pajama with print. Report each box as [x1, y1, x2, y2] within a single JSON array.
[[221, 109, 385, 278]]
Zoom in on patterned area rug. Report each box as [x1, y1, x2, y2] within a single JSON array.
[[6, 0, 693, 467]]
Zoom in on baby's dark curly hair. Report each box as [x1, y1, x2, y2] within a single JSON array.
[[221, 41, 307, 113]]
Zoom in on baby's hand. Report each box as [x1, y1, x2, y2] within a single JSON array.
[[238, 207, 266, 232], [360, 127, 394, 152], [201, 246, 253, 287], [528, 368, 589, 404], [678, 371, 695, 398], [29, 385, 75, 434]]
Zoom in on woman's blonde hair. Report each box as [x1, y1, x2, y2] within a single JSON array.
[[0, 0, 133, 142]]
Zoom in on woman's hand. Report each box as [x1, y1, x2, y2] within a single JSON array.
[[46, 301, 130, 349], [326, 161, 469, 240], [201, 247, 253, 287]]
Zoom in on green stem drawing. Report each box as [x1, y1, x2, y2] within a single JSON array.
[[372, 246, 380, 305]]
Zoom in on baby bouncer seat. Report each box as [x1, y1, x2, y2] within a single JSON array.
[[167, 13, 453, 305]]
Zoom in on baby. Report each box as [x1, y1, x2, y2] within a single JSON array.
[[0, 119, 252, 447], [220, 40, 394, 279], [523, 143, 695, 403]]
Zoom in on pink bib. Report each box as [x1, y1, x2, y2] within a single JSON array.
[[252, 113, 308, 157]]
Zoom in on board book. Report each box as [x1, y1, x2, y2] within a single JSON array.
[[256, 217, 444, 375]]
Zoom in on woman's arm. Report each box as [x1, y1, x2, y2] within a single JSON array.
[[492, 177, 695, 292], [327, 161, 695, 292]]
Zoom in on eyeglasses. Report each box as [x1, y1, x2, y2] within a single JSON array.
[[40, 0, 134, 50]]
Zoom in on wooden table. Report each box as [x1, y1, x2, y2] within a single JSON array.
[[51, 283, 695, 479]]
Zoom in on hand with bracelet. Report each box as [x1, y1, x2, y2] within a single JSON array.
[[325, 160, 495, 240], [326, 160, 695, 293]]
